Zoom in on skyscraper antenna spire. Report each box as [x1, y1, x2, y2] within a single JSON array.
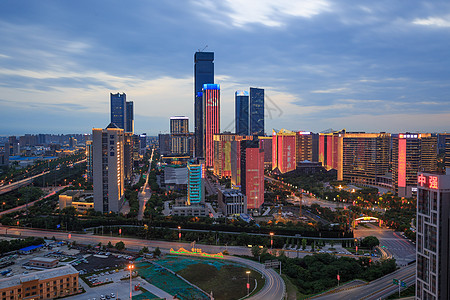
[[198, 45, 208, 52]]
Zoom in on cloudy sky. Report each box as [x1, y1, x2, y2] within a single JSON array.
[[0, 0, 449, 136]]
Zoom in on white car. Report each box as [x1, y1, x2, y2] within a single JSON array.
[[110, 293, 115, 298]]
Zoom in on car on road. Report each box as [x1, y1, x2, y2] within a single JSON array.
[[100, 295, 106, 300], [110, 293, 115, 298]]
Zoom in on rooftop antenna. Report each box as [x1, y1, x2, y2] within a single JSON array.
[[198, 45, 208, 52]]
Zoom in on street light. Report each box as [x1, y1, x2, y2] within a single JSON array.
[[270, 232, 274, 252], [178, 226, 181, 242], [246, 271, 251, 296], [128, 263, 134, 300]]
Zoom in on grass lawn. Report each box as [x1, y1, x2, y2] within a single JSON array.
[[386, 284, 415, 299], [177, 263, 265, 300], [281, 274, 307, 300]]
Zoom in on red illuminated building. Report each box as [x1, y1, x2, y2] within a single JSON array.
[[241, 139, 264, 210], [272, 129, 297, 174], [202, 84, 220, 168]]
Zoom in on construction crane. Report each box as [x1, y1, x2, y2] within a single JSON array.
[[198, 45, 208, 52]]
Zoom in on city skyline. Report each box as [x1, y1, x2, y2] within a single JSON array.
[[0, 1, 449, 136]]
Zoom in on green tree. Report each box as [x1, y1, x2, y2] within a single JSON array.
[[107, 241, 113, 248], [302, 239, 307, 250], [251, 245, 262, 258], [361, 236, 380, 249], [115, 241, 125, 251], [153, 247, 161, 257]]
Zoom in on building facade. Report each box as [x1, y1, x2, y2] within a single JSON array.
[[126, 101, 134, 133], [170, 116, 190, 155], [213, 133, 238, 179], [296, 131, 313, 162], [249, 87, 264, 136], [187, 160, 204, 205], [92, 123, 125, 213], [393, 133, 438, 198], [124, 132, 134, 182], [86, 141, 93, 181], [272, 129, 297, 174], [416, 172, 450, 300], [194, 51, 214, 158], [235, 91, 249, 136], [0, 265, 79, 300], [110, 92, 126, 130], [218, 189, 247, 216], [202, 84, 220, 168], [240, 140, 264, 211]]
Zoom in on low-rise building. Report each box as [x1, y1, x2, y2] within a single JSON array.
[[28, 257, 58, 269], [0, 265, 79, 300], [218, 189, 247, 216], [58, 190, 94, 213]]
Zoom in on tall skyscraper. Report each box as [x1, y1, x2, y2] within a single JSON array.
[[416, 172, 450, 299], [124, 132, 133, 182], [296, 131, 314, 162], [213, 133, 238, 179], [272, 129, 297, 174], [194, 52, 214, 158], [249, 87, 264, 136], [202, 84, 220, 168], [126, 101, 134, 133], [110, 92, 126, 130], [393, 133, 438, 197], [92, 123, 125, 213], [187, 159, 205, 205], [235, 91, 249, 136]]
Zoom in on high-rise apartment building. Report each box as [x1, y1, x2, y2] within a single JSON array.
[[92, 123, 125, 213], [240, 139, 264, 211], [319, 130, 345, 179], [194, 52, 214, 158], [416, 172, 450, 299], [342, 133, 390, 186], [126, 101, 134, 133], [187, 159, 204, 205], [86, 140, 93, 181], [110, 92, 126, 130], [393, 133, 438, 197], [230, 136, 254, 189], [272, 129, 297, 174], [202, 84, 220, 168], [249, 87, 264, 136], [170, 116, 190, 155], [213, 133, 239, 179], [259, 136, 273, 169], [296, 131, 314, 162], [235, 91, 249, 136]]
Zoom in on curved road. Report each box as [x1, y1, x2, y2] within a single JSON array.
[[0, 226, 285, 300]]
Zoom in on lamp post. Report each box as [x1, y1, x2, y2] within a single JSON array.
[[270, 232, 274, 253], [178, 226, 181, 242], [128, 263, 134, 300], [246, 271, 251, 296]]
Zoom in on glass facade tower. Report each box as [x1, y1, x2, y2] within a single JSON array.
[[110, 92, 126, 130], [249, 87, 264, 136], [194, 52, 214, 158], [235, 91, 249, 136]]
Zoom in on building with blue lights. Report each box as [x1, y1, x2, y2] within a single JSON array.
[[187, 160, 204, 205]]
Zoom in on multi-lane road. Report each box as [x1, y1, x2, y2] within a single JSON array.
[[0, 226, 285, 300], [313, 263, 415, 300], [137, 148, 154, 220], [354, 223, 416, 266]]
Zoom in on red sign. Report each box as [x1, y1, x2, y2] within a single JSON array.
[[429, 176, 438, 189], [337, 274, 340, 281], [119, 228, 122, 235], [247, 283, 250, 289], [417, 174, 439, 190]]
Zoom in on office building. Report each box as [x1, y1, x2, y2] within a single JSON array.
[[446, 135, 450, 171], [139, 133, 147, 151], [235, 91, 249, 136], [187, 159, 204, 205], [0, 144, 9, 167], [92, 123, 125, 213], [0, 265, 79, 299], [393, 133, 438, 197], [240, 139, 264, 211], [194, 51, 214, 158], [110, 92, 126, 130], [218, 189, 247, 216], [230, 136, 254, 189], [259, 136, 273, 169], [202, 84, 220, 168], [170, 116, 190, 155], [86, 141, 93, 181], [68, 137, 77, 149], [158, 134, 172, 156], [8, 136, 19, 156], [59, 190, 94, 214], [249, 87, 264, 136], [272, 129, 297, 174], [319, 130, 345, 179], [126, 101, 134, 133], [416, 172, 450, 299]]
